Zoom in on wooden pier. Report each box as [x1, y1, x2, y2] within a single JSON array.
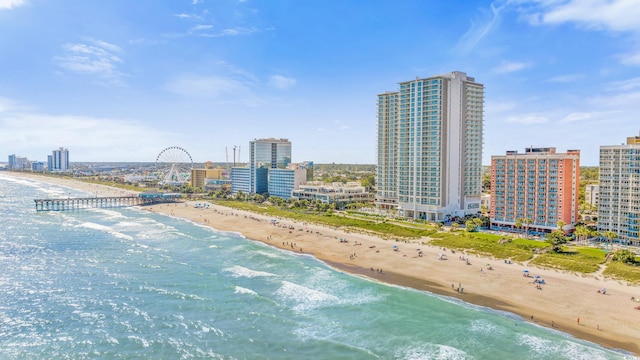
[[34, 194, 182, 211]]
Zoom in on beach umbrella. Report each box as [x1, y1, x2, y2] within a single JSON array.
[[523, 270, 529, 273]]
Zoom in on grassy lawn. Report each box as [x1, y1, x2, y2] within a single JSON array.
[[212, 200, 437, 239], [428, 231, 544, 262], [528, 247, 606, 273], [603, 260, 640, 284]]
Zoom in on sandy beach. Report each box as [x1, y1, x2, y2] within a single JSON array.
[[8, 172, 640, 356]]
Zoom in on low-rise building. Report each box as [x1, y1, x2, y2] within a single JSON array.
[[292, 181, 371, 209], [191, 167, 224, 189]]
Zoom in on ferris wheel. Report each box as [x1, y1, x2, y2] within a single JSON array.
[[155, 146, 193, 185]]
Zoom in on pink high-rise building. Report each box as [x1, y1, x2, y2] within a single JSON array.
[[490, 147, 580, 235]]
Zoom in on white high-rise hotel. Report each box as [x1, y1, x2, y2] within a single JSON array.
[[598, 133, 640, 246], [376, 71, 484, 221]]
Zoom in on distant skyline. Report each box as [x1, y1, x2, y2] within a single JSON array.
[[1, 0, 639, 166]]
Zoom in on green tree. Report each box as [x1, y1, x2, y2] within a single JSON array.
[[545, 230, 568, 253], [360, 174, 376, 192], [234, 190, 245, 201], [465, 220, 478, 232], [603, 230, 617, 250], [612, 249, 637, 264], [450, 222, 460, 232], [515, 218, 523, 237], [574, 225, 589, 245], [482, 172, 491, 193], [524, 218, 533, 239]]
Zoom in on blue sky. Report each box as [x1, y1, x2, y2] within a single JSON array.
[[1, 0, 639, 166]]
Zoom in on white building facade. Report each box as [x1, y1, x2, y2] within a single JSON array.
[[249, 138, 291, 194], [50, 147, 69, 172], [376, 71, 484, 221], [585, 184, 599, 207], [598, 134, 640, 246]]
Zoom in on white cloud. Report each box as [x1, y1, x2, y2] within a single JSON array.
[[561, 112, 591, 122], [174, 13, 203, 20], [0, 0, 25, 10], [619, 50, 640, 66], [197, 26, 273, 38], [606, 77, 640, 92], [506, 115, 548, 124], [454, 2, 503, 53], [165, 74, 251, 99], [545, 74, 584, 83], [493, 60, 531, 74], [538, 0, 640, 33], [0, 97, 16, 113], [0, 110, 175, 161], [192, 24, 213, 31], [268, 75, 296, 90], [54, 38, 126, 86]]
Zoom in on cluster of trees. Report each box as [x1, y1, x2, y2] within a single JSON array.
[[232, 190, 338, 213]]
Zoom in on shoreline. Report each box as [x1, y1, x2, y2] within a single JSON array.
[[5, 172, 640, 357]]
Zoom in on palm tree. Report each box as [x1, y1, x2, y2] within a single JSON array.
[[524, 218, 533, 239], [556, 220, 566, 234], [451, 222, 460, 232], [574, 225, 588, 245], [590, 229, 601, 246], [603, 230, 617, 250], [515, 218, 523, 237]]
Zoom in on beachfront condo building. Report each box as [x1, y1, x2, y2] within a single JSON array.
[[292, 181, 371, 210], [376, 71, 484, 221], [490, 147, 580, 235], [191, 168, 224, 189], [249, 138, 291, 194], [267, 163, 309, 199], [49, 147, 69, 172], [597, 134, 640, 246]]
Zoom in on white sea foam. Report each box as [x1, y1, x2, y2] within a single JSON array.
[[127, 335, 150, 348], [275, 281, 339, 311], [516, 333, 558, 356], [396, 344, 470, 360], [469, 319, 504, 336], [560, 341, 617, 360], [90, 208, 126, 219], [251, 249, 284, 259], [76, 222, 134, 241], [234, 286, 258, 296], [223, 265, 277, 278], [139, 285, 206, 301]]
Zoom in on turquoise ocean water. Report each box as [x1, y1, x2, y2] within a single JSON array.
[[0, 174, 636, 360]]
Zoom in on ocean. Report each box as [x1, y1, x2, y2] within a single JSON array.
[[0, 174, 635, 360]]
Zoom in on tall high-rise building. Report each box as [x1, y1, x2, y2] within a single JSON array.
[[490, 147, 580, 235], [376, 71, 484, 221], [248, 138, 291, 194], [50, 147, 69, 172], [8, 154, 16, 169], [598, 134, 640, 246]]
